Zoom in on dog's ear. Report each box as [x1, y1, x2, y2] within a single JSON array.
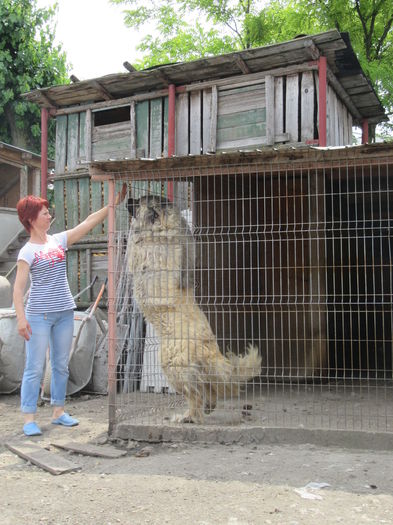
[[126, 197, 138, 217]]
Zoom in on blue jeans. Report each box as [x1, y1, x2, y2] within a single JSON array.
[[21, 309, 74, 413]]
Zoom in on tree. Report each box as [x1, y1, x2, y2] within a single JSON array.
[[113, 0, 392, 137], [111, 0, 266, 67], [0, 0, 69, 154], [248, 0, 393, 135]]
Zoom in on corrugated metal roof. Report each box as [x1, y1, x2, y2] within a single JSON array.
[[23, 30, 387, 124]]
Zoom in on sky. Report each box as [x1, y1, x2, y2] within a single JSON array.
[[36, 0, 141, 80]]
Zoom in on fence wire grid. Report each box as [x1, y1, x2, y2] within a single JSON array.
[[110, 157, 393, 434]]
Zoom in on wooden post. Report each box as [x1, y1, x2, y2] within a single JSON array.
[[107, 178, 116, 435], [362, 119, 369, 144], [318, 57, 327, 147], [41, 107, 48, 199]]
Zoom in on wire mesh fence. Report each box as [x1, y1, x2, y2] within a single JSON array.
[[109, 153, 393, 435]]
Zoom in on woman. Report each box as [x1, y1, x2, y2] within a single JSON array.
[[13, 183, 127, 436]]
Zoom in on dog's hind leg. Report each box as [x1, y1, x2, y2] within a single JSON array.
[[171, 366, 205, 424]]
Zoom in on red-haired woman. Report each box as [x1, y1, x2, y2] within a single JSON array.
[[14, 185, 126, 436]]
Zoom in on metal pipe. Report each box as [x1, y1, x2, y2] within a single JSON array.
[[318, 56, 327, 147], [107, 179, 116, 434], [167, 84, 176, 201], [41, 107, 49, 199], [362, 119, 369, 144]]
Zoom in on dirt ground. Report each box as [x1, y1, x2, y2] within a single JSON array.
[[1, 393, 393, 525]]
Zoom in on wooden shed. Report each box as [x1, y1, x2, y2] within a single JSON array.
[[22, 30, 393, 433], [22, 29, 387, 307]]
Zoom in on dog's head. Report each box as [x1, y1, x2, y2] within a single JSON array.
[[127, 195, 173, 229]]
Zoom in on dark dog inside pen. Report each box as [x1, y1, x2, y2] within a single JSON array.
[[127, 195, 261, 423]]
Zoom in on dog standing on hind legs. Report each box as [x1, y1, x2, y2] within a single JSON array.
[[127, 195, 261, 423]]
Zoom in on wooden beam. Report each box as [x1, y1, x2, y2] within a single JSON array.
[[38, 90, 58, 108], [87, 80, 113, 100], [303, 39, 320, 60], [51, 442, 127, 458], [154, 69, 171, 86], [123, 61, 136, 72], [326, 68, 362, 122], [234, 55, 250, 74], [53, 64, 319, 117]]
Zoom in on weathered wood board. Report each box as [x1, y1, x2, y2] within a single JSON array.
[[217, 82, 267, 151], [51, 441, 127, 458], [5, 441, 81, 475]]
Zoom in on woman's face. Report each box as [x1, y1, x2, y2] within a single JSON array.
[[30, 206, 51, 232]]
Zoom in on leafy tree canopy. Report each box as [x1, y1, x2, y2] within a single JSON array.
[[113, 0, 392, 136], [0, 0, 69, 154]]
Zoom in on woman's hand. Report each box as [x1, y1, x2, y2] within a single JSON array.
[[115, 183, 127, 206], [17, 318, 32, 341]]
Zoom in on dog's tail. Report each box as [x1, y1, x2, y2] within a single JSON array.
[[227, 344, 261, 382]]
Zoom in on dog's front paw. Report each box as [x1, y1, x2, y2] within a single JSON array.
[[172, 411, 202, 424]]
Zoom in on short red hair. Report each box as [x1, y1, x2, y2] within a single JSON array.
[[16, 195, 49, 233]]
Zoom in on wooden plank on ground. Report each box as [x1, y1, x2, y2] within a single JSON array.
[[5, 442, 81, 476], [51, 441, 127, 458]]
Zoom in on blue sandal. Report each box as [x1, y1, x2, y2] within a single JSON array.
[[51, 413, 79, 427], [23, 422, 42, 436]]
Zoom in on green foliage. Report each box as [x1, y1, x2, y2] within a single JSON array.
[[113, 0, 392, 137], [111, 0, 266, 67], [0, 0, 69, 154]]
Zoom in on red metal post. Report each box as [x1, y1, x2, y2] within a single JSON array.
[[167, 84, 176, 201], [107, 178, 116, 434], [362, 119, 369, 144], [41, 107, 49, 199], [318, 56, 327, 147]]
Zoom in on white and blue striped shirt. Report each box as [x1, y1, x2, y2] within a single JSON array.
[[18, 232, 76, 314]]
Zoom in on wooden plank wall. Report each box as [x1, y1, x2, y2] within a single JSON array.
[[217, 82, 267, 151], [52, 174, 124, 305], [326, 83, 353, 146], [55, 71, 354, 175]]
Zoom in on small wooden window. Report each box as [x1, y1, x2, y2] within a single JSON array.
[[94, 106, 130, 127]]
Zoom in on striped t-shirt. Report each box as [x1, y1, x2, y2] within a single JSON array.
[[17, 231, 76, 314]]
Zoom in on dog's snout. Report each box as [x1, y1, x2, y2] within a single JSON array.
[[149, 208, 159, 223]]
